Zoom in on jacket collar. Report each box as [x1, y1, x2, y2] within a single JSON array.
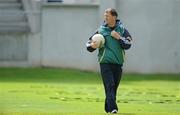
[[102, 19, 122, 27]]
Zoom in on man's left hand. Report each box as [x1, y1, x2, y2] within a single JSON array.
[[111, 30, 121, 40]]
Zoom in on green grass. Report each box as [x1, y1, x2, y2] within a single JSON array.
[[0, 68, 180, 115]]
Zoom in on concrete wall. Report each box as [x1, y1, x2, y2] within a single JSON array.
[[41, 3, 100, 71], [41, 1, 180, 73], [0, 33, 28, 61], [0, 33, 41, 67], [0, 0, 180, 73], [116, 0, 180, 73]]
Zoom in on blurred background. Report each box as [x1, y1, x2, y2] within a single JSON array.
[[0, 0, 180, 74]]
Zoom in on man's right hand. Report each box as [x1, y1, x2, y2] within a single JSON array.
[[90, 40, 99, 49]]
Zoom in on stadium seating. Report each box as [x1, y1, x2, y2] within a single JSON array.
[[0, 0, 29, 32]]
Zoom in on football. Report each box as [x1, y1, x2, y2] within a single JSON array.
[[91, 34, 105, 48]]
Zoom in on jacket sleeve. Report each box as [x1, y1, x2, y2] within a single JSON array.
[[86, 31, 98, 52], [119, 28, 132, 50]]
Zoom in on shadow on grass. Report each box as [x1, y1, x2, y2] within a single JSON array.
[[0, 68, 179, 83], [121, 73, 180, 81]]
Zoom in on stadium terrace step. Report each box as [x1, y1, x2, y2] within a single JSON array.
[[0, 0, 29, 32], [0, 22, 29, 32], [0, 11, 26, 22], [0, 22, 28, 27], [0, 0, 19, 3], [0, 3, 22, 9]]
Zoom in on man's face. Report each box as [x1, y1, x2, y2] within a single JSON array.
[[104, 10, 116, 25]]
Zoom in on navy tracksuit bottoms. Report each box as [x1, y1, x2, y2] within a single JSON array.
[[100, 63, 123, 113]]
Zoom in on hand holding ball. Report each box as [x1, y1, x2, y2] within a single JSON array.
[[91, 34, 105, 48]]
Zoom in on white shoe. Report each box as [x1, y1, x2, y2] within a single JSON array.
[[111, 109, 118, 114]]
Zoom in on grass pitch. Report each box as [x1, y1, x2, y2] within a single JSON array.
[[0, 68, 180, 115]]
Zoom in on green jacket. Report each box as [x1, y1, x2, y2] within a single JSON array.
[[98, 21, 125, 64]]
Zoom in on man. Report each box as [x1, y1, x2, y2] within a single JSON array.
[[86, 8, 132, 114]]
